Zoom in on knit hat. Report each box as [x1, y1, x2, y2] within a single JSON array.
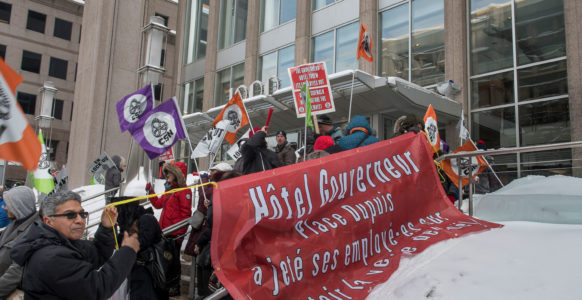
[[210, 162, 233, 172], [314, 135, 334, 151], [276, 130, 286, 138], [477, 140, 487, 150], [3, 186, 36, 220], [248, 127, 263, 139], [317, 114, 333, 125]]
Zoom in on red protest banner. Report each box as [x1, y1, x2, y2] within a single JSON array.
[[288, 62, 335, 118], [211, 133, 501, 299]]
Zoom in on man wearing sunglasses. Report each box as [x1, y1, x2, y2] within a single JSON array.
[[10, 191, 140, 299]]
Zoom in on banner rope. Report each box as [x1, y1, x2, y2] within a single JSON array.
[[104, 181, 219, 249]]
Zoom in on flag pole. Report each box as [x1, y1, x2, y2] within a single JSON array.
[[237, 92, 265, 171], [347, 59, 358, 123], [469, 139, 504, 187]]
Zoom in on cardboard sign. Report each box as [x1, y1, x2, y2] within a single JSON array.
[[212, 134, 501, 299], [87, 152, 116, 175], [288, 62, 335, 117]]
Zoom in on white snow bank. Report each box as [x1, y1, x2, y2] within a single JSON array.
[[368, 222, 582, 300], [474, 175, 582, 224]]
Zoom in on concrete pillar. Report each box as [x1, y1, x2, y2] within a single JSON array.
[[202, 0, 220, 111], [295, 1, 311, 65], [564, 0, 582, 177], [358, 0, 377, 75], [244, 0, 260, 86], [443, 0, 469, 148], [68, 0, 145, 188]]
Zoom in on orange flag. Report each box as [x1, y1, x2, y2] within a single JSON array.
[[423, 104, 440, 154], [357, 23, 373, 62], [211, 92, 249, 145], [440, 141, 488, 188], [0, 58, 42, 171]]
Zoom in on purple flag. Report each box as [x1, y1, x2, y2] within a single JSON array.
[[129, 97, 187, 159], [116, 85, 154, 132]]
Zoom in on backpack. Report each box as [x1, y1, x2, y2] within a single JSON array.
[[143, 236, 180, 290]]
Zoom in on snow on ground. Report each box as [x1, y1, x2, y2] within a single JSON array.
[[367, 175, 582, 300]]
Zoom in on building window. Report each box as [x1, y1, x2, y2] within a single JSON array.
[[52, 99, 64, 120], [70, 102, 74, 121], [218, 0, 248, 50], [311, 22, 357, 74], [0, 2, 11, 24], [182, 77, 204, 114], [313, 0, 335, 10], [379, 0, 444, 86], [26, 10, 46, 33], [260, 0, 296, 32], [184, 0, 210, 63], [54, 18, 73, 41], [49, 57, 68, 80], [154, 84, 163, 101], [21, 50, 42, 73], [155, 13, 169, 26], [215, 62, 244, 105], [48, 140, 58, 161], [16, 92, 36, 115], [469, 0, 568, 178], [0, 44, 5, 59], [259, 44, 295, 88]]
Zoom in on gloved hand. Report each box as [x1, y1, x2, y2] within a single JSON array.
[[145, 182, 154, 194]]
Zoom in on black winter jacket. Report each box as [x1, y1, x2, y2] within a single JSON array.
[[240, 131, 282, 175], [11, 222, 136, 300]]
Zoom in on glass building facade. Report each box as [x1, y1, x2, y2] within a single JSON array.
[[177, 0, 578, 179]]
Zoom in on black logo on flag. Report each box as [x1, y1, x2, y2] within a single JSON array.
[[151, 118, 169, 138], [361, 32, 371, 57], [427, 123, 438, 144], [38, 153, 50, 169], [129, 98, 144, 121], [227, 110, 241, 128], [0, 91, 10, 120]]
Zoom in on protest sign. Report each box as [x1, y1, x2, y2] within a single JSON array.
[[288, 62, 335, 118]]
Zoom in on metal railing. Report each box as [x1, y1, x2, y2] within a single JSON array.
[[436, 140, 582, 216]]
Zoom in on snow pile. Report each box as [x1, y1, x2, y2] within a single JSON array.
[[474, 175, 582, 224]]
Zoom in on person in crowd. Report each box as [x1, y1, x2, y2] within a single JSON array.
[[0, 186, 41, 298], [158, 161, 167, 179], [338, 115, 379, 151], [393, 114, 424, 136], [274, 130, 297, 166], [0, 187, 10, 230], [317, 114, 344, 143], [240, 126, 282, 175], [10, 191, 139, 299], [128, 213, 169, 300], [473, 140, 502, 194], [307, 136, 344, 160], [105, 155, 126, 203], [185, 162, 232, 257], [146, 161, 192, 296], [193, 170, 242, 300], [233, 138, 248, 172]]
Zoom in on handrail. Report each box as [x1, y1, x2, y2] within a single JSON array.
[[80, 187, 120, 202], [436, 141, 582, 162], [204, 287, 229, 300]]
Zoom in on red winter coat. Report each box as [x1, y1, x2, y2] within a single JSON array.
[[149, 162, 192, 237]]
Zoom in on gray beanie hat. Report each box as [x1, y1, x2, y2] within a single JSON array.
[[4, 186, 37, 220]]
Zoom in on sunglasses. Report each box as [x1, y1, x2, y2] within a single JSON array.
[[50, 211, 89, 220]]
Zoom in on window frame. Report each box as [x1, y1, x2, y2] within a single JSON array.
[[21, 50, 42, 74], [26, 10, 47, 34], [53, 18, 73, 41], [48, 57, 68, 80]]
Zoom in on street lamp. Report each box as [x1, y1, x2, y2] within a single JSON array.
[[137, 16, 169, 86], [35, 81, 57, 130]]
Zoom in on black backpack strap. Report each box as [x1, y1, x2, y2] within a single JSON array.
[[356, 132, 370, 147]]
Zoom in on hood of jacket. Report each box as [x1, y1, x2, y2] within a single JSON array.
[[346, 115, 372, 134], [163, 162, 187, 187], [3, 186, 36, 220], [11, 222, 75, 266]]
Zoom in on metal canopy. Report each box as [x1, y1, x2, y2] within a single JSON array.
[[182, 70, 461, 143]]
